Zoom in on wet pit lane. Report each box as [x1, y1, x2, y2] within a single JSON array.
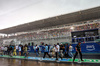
[[0, 58, 100, 66]]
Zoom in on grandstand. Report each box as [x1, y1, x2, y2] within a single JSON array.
[[0, 6, 100, 46]]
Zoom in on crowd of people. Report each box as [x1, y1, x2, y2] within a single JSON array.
[[16, 22, 99, 40], [0, 43, 73, 59], [0, 42, 84, 62], [0, 44, 28, 57], [0, 20, 99, 62], [33, 43, 74, 60], [0, 21, 99, 41], [32, 42, 84, 62]]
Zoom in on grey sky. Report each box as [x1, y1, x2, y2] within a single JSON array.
[[0, 0, 100, 29]]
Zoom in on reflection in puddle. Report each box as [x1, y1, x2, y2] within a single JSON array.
[[0, 58, 99, 66]]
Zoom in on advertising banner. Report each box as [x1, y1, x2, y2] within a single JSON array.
[[72, 43, 100, 53], [27, 43, 100, 53]]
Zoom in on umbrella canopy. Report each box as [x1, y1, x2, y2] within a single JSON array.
[[95, 39, 100, 42], [60, 42, 70, 45]]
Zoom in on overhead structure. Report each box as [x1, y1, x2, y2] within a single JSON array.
[[0, 6, 100, 34]]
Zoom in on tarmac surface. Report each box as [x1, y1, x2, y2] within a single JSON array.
[[28, 53, 100, 59], [0, 53, 100, 66], [0, 58, 100, 66]]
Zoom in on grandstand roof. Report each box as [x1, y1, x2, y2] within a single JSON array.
[[0, 6, 100, 34]]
